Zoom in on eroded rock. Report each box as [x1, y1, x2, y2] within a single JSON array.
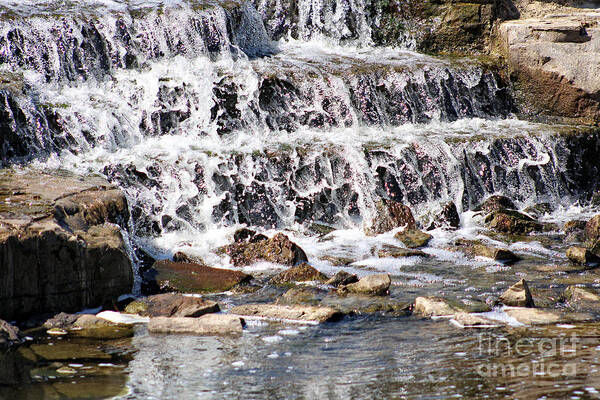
[[0, 170, 133, 321], [566, 246, 600, 266], [229, 303, 343, 323], [148, 314, 244, 335]]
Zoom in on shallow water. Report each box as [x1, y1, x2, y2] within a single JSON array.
[[2, 0, 600, 398]]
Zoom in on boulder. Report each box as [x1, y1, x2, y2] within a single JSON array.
[[326, 271, 359, 287], [498, 279, 535, 307], [586, 215, 600, 243], [504, 308, 595, 325], [223, 233, 308, 267], [150, 260, 252, 293], [566, 246, 600, 266], [0, 170, 133, 321], [229, 303, 343, 323], [499, 12, 600, 124], [124, 293, 220, 317], [469, 244, 520, 263], [338, 274, 391, 296], [365, 199, 416, 235], [428, 201, 460, 230], [485, 210, 549, 234], [43, 312, 81, 330], [394, 229, 433, 249], [270, 263, 328, 284], [147, 314, 244, 335]]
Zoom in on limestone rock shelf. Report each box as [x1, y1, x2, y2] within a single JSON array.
[[0, 169, 133, 321]]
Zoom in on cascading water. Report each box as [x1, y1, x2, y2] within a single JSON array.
[[3, 1, 600, 398], [2, 1, 593, 261]]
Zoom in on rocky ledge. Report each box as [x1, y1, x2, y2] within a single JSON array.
[[0, 169, 133, 321], [499, 9, 600, 125]]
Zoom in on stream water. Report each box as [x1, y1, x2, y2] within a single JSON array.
[[2, 0, 600, 399]]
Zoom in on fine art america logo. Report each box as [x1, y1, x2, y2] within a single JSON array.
[[476, 333, 579, 378]]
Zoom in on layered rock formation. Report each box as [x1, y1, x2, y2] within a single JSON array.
[[499, 7, 600, 124], [0, 169, 133, 321]]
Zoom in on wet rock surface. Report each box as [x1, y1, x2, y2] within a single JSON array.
[[394, 229, 433, 249], [229, 303, 344, 323], [0, 170, 133, 321], [338, 274, 391, 296], [223, 233, 308, 267], [148, 315, 245, 335], [270, 263, 328, 284], [149, 260, 253, 293], [124, 294, 220, 318], [365, 200, 416, 235]]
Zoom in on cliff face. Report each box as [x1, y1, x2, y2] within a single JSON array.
[[0, 170, 133, 321]]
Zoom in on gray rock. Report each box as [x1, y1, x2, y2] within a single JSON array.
[[148, 314, 244, 335], [0, 319, 21, 349]]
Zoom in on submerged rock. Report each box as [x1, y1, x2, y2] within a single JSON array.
[[0, 170, 133, 321], [319, 255, 355, 266], [504, 308, 595, 326], [229, 303, 343, 323], [566, 246, 600, 266], [270, 263, 328, 284], [378, 247, 429, 258], [277, 287, 323, 306], [223, 232, 308, 267], [498, 279, 535, 307], [124, 293, 220, 318], [451, 312, 503, 329], [338, 274, 391, 296], [394, 229, 433, 249], [151, 260, 252, 293], [326, 271, 359, 287], [414, 296, 490, 317], [148, 314, 244, 335], [365, 199, 416, 235]]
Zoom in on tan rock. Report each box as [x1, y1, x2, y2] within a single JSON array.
[[270, 263, 328, 284], [229, 303, 343, 323], [566, 246, 600, 266], [564, 286, 600, 302], [414, 297, 459, 317], [339, 274, 391, 296], [393, 229, 433, 249], [365, 200, 416, 235], [452, 312, 503, 328], [148, 314, 244, 335], [124, 293, 220, 317], [499, 279, 535, 307], [505, 307, 594, 325]]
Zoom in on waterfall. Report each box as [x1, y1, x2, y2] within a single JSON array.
[[1, 0, 598, 263]]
